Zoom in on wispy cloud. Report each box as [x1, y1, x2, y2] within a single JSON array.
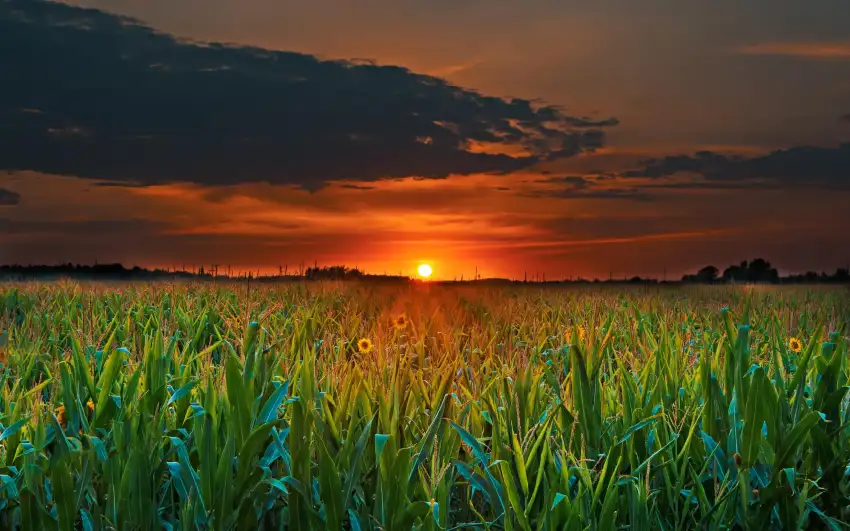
[[523, 175, 653, 201], [0, 188, 20, 206], [425, 61, 481, 78], [621, 143, 850, 190], [735, 42, 850, 59]]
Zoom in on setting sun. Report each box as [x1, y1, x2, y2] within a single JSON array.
[[417, 263, 433, 278]]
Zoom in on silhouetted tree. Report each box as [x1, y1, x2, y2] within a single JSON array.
[[746, 258, 779, 283], [698, 265, 719, 282]]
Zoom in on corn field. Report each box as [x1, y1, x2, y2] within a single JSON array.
[[0, 281, 848, 530]]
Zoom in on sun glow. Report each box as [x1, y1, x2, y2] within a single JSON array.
[[417, 263, 433, 278]]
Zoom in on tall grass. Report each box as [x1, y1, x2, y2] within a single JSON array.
[[0, 281, 847, 529]]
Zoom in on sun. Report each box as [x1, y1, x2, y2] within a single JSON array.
[[417, 263, 433, 278]]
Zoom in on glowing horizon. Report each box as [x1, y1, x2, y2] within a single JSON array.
[[2, 1, 849, 277]]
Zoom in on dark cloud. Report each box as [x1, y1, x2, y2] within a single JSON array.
[[524, 175, 652, 201], [537, 215, 726, 241], [563, 117, 620, 128], [0, 0, 616, 190], [0, 188, 21, 206], [623, 143, 850, 189], [533, 175, 591, 186], [547, 188, 652, 201], [337, 184, 376, 190], [0, 218, 167, 236]]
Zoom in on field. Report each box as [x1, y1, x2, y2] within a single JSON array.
[[0, 281, 848, 530]]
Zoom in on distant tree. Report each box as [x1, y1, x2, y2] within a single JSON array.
[[747, 258, 779, 283], [696, 265, 719, 283], [304, 265, 366, 281], [722, 263, 745, 283]]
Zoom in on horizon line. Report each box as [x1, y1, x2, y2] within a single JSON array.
[[1, 259, 849, 283]]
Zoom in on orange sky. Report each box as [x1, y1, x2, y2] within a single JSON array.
[[2, 0, 850, 279], [3, 165, 848, 279]]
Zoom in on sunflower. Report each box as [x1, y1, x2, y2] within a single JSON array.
[[357, 338, 373, 354], [788, 337, 802, 353], [394, 314, 408, 330], [55, 404, 68, 428], [563, 326, 586, 342]]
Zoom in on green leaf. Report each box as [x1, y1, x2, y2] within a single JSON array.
[[741, 367, 770, 467], [409, 394, 448, 483], [375, 433, 390, 461], [0, 418, 28, 441], [614, 416, 659, 446], [343, 413, 375, 510], [237, 421, 275, 489], [52, 459, 77, 531], [94, 348, 126, 428], [166, 380, 197, 408], [317, 438, 344, 530], [256, 380, 289, 425], [392, 501, 431, 530], [225, 353, 250, 447], [774, 411, 820, 471]]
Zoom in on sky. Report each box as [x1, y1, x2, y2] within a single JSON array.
[[1, 0, 849, 279]]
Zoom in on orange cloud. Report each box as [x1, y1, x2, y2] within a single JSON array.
[[4, 170, 850, 280], [425, 61, 481, 78], [736, 42, 850, 59]]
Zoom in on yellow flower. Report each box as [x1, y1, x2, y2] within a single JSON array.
[[357, 338, 373, 354], [394, 314, 408, 330], [87, 399, 95, 413], [788, 337, 802, 353], [55, 405, 68, 428], [564, 326, 586, 342]]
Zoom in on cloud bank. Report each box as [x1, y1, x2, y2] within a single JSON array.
[[622, 143, 850, 190], [1, 0, 616, 190]]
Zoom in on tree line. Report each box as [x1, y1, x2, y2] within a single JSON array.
[[681, 258, 850, 284], [0, 259, 848, 284]]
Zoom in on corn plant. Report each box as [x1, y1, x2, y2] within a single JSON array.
[[0, 282, 847, 529]]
